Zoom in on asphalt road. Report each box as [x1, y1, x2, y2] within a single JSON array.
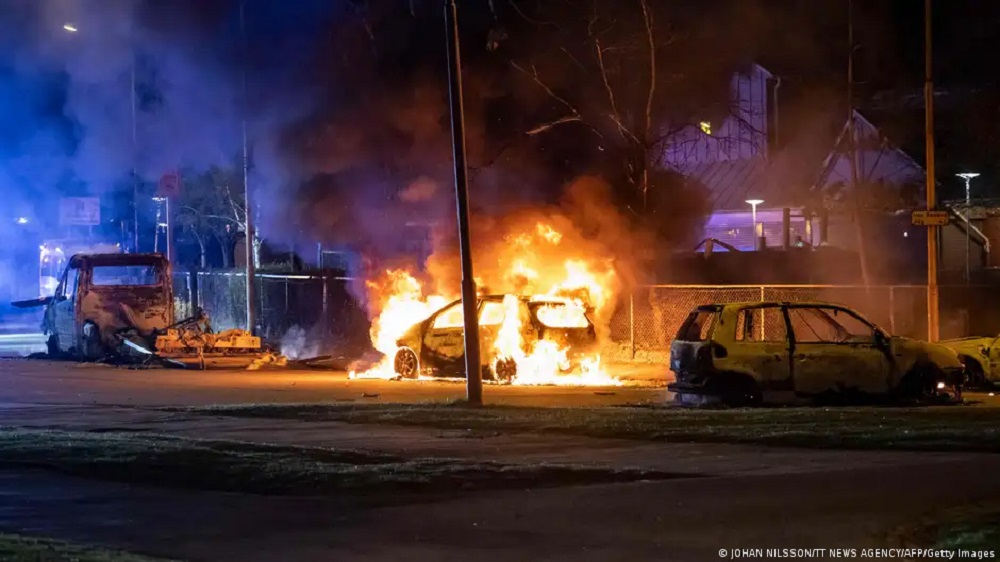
[[0, 359, 999, 561], [0, 358, 669, 407]]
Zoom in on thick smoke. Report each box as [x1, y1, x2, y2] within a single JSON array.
[[423, 175, 652, 341]]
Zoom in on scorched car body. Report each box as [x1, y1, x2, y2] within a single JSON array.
[[392, 294, 598, 382]]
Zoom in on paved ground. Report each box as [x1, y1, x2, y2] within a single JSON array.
[[0, 358, 670, 407], [0, 359, 998, 561]]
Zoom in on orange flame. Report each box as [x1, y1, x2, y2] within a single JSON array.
[[354, 220, 621, 386], [349, 269, 449, 380]]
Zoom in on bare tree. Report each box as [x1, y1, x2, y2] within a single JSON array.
[[493, 0, 742, 212], [175, 166, 260, 269]]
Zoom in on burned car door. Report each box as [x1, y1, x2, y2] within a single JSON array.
[[787, 306, 889, 396], [732, 305, 793, 397], [52, 264, 80, 351], [985, 336, 1000, 381], [422, 301, 467, 375], [477, 299, 506, 363]]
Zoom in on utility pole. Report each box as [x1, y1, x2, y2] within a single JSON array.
[[444, 0, 482, 405], [847, 0, 871, 290], [165, 196, 173, 263], [241, 0, 256, 335], [924, 0, 939, 341], [131, 62, 138, 253]]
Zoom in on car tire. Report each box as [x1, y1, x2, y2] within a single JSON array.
[[393, 348, 420, 379], [46, 334, 60, 358], [963, 358, 990, 390], [897, 364, 941, 404], [709, 374, 763, 408], [491, 358, 517, 384], [80, 322, 104, 361]]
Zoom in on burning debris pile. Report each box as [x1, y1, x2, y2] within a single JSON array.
[[350, 177, 642, 386]]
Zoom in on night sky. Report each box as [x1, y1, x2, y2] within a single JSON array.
[[0, 0, 997, 244]]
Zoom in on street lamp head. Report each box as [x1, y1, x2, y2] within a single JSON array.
[[745, 199, 764, 206], [63, 23, 78, 32], [957, 173, 980, 180]]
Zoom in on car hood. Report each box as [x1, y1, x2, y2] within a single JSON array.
[[938, 336, 993, 355], [892, 336, 964, 369]]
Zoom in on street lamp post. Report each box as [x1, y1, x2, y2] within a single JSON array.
[[957, 172, 980, 283], [444, 0, 482, 406], [746, 199, 764, 250], [64, 23, 138, 253]]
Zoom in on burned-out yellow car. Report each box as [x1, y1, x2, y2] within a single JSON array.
[[939, 334, 1000, 389], [668, 302, 964, 406]]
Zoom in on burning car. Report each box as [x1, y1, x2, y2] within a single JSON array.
[[14, 253, 174, 359], [391, 294, 599, 383], [939, 334, 1000, 388], [668, 301, 964, 406]]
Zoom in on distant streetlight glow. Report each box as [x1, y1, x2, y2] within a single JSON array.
[[746, 199, 764, 248], [15, 217, 29, 225], [957, 172, 980, 283], [63, 24, 78, 32]]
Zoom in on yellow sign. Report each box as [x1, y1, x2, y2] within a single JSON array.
[[911, 210, 949, 226]]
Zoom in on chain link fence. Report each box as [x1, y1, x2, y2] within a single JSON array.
[[167, 275, 995, 365], [169, 271, 369, 349], [602, 285, 932, 364]]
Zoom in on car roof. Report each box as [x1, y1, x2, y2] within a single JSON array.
[[68, 253, 169, 267], [696, 301, 859, 310], [478, 294, 573, 304]]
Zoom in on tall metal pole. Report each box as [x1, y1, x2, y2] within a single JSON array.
[[165, 196, 173, 263], [965, 177, 971, 284], [847, 0, 871, 290], [131, 60, 138, 252], [445, 0, 482, 405], [924, 0, 939, 341], [241, 0, 256, 334]]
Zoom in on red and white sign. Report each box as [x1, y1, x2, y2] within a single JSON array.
[[157, 171, 181, 198], [59, 197, 100, 226]]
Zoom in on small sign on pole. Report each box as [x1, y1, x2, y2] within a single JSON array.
[[157, 171, 181, 198], [911, 210, 949, 226], [59, 197, 101, 226], [157, 172, 180, 263]]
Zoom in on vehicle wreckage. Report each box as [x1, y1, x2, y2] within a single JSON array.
[[12, 253, 281, 369], [669, 301, 965, 406]]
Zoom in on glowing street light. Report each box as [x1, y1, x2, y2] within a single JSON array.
[[63, 23, 78, 32], [746, 197, 764, 230], [15, 217, 29, 225], [957, 172, 980, 283]]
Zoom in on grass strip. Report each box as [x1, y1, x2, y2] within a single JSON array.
[[182, 402, 1000, 453]]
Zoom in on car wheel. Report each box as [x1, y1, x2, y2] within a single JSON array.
[[393, 348, 419, 379], [709, 375, 763, 408], [46, 334, 60, 358], [492, 357, 517, 384], [963, 358, 989, 390], [80, 322, 104, 361], [897, 364, 941, 404]]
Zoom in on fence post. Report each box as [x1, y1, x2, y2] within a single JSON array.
[[629, 290, 635, 360], [759, 286, 766, 340], [889, 286, 896, 335], [322, 275, 329, 336]]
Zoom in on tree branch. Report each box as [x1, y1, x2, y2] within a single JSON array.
[[593, 38, 626, 139], [525, 115, 583, 135], [510, 60, 604, 140], [639, 0, 655, 145]]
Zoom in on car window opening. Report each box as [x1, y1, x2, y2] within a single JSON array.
[[678, 309, 718, 342], [91, 265, 161, 287], [534, 303, 589, 328]]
